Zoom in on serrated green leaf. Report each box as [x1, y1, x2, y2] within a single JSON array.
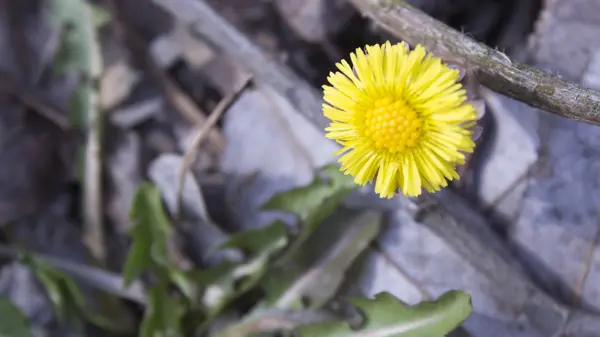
[[261, 165, 356, 264], [261, 165, 355, 220], [19, 254, 86, 327], [294, 291, 472, 337], [123, 182, 173, 286], [140, 286, 185, 337], [0, 299, 33, 337], [123, 183, 195, 302]]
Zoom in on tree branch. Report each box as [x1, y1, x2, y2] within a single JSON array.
[[348, 0, 600, 125]]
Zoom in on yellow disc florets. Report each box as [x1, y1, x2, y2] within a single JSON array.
[[364, 97, 423, 153]]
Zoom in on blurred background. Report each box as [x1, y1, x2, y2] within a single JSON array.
[[1, 0, 600, 336]]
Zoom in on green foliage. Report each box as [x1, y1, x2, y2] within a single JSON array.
[[218, 220, 288, 256], [188, 221, 288, 321], [294, 291, 473, 337], [195, 165, 356, 319], [123, 183, 197, 336], [259, 210, 381, 310], [262, 164, 357, 263], [123, 166, 359, 335], [123, 166, 473, 337], [0, 299, 33, 337], [123, 183, 194, 299], [7, 251, 134, 334], [261, 165, 356, 221], [19, 254, 86, 327], [49, 0, 101, 129], [140, 287, 186, 337], [123, 182, 172, 285]]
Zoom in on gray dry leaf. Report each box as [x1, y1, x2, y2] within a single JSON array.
[[150, 33, 182, 69], [220, 88, 339, 231], [0, 0, 79, 225], [476, 87, 538, 217], [273, 0, 354, 43], [42, 255, 147, 305], [106, 131, 142, 234], [171, 21, 215, 68], [0, 119, 77, 225], [100, 61, 142, 110], [0, 0, 56, 86], [109, 97, 163, 128], [148, 153, 233, 264], [97, 12, 143, 112]]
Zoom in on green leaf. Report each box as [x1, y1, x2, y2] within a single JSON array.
[[186, 221, 288, 327], [16, 252, 136, 334], [49, 0, 101, 129], [0, 299, 33, 337], [187, 261, 239, 289], [123, 183, 195, 301], [19, 254, 86, 326], [169, 267, 196, 303], [140, 286, 185, 337], [123, 182, 174, 286], [294, 291, 472, 337], [217, 219, 288, 256], [260, 210, 381, 310], [261, 164, 356, 263]]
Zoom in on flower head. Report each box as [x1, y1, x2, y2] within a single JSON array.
[[323, 41, 477, 198]]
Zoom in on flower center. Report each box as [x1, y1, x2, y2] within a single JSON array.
[[363, 96, 423, 153]]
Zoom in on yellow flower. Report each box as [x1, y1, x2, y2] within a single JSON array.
[[323, 41, 477, 198]]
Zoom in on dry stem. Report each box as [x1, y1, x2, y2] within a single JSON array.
[[175, 76, 252, 219]]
